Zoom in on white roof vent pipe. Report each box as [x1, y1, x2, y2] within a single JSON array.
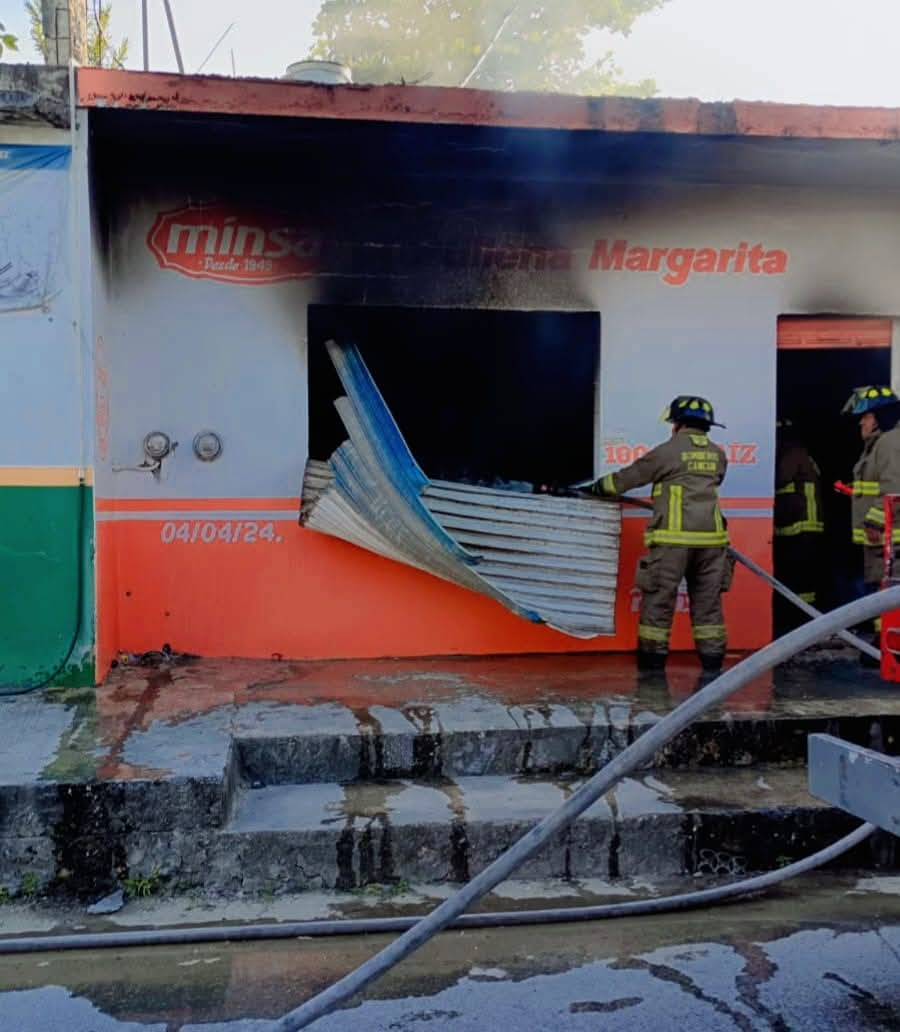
[[283, 60, 352, 84]]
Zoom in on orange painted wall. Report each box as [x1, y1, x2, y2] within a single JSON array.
[[95, 502, 772, 672], [96, 515, 119, 680]]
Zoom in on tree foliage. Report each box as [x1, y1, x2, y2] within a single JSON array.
[[0, 22, 19, 60], [310, 0, 666, 94], [25, 2, 45, 58], [26, 0, 128, 68]]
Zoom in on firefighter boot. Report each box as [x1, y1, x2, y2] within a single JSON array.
[[699, 652, 724, 675], [636, 669, 671, 712], [694, 654, 725, 693], [637, 650, 667, 672]]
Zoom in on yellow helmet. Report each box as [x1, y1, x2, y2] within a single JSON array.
[[842, 386, 899, 416], [661, 395, 725, 429]]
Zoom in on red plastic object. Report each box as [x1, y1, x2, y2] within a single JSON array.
[[880, 493, 900, 681], [834, 480, 854, 497]]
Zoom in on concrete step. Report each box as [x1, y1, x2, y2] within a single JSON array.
[[234, 697, 900, 784], [6, 653, 900, 902], [207, 767, 865, 894]]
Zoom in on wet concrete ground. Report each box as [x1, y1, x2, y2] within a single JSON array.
[[3, 649, 898, 788], [1, 872, 899, 1030], [1, 649, 899, 899]]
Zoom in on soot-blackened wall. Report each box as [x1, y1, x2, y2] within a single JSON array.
[[90, 110, 900, 667]]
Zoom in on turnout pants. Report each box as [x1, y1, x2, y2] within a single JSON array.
[[636, 545, 730, 659], [773, 533, 822, 636], [862, 544, 898, 637], [862, 543, 895, 590]]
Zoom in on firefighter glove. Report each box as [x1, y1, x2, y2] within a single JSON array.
[[591, 473, 618, 497]]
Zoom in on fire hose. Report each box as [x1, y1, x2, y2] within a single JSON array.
[[0, 524, 891, 1027], [0, 593, 894, 1032], [272, 588, 898, 1031], [595, 490, 879, 662], [0, 823, 873, 958]]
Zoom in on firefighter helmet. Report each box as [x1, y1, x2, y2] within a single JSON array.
[[842, 386, 900, 415], [661, 395, 725, 429]]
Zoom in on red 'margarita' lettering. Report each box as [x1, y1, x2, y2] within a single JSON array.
[[589, 238, 788, 286]]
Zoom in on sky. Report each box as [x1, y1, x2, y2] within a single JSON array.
[[4, 0, 900, 107]]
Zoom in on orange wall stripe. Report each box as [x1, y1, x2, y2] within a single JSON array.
[[0, 466, 94, 487], [721, 497, 774, 507], [96, 497, 299, 512], [94, 495, 770, 513], [96, 514, 772, 663]]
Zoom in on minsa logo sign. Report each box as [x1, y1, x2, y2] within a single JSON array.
[[147, 205, 320, 284]]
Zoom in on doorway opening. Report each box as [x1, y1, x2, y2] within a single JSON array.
[[776, 317, 892, 624], [308, 305, 600, 491]]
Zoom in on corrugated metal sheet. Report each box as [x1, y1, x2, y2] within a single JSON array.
[[300, 341, 621, 637]]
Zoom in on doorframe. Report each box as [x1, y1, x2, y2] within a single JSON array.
[[893, 320, 900, 394], [777, 316, 892, 351], [777, 313, 899, 390]]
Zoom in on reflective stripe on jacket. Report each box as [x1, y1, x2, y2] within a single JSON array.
[[774, 441, 823, 537], [852, 425, 900, 544], [593, 430, 728, 547]]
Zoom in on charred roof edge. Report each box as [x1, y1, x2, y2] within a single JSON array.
[[76, 68, 900, 142]]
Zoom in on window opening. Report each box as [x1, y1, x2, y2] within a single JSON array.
[[308, 305, 600, 492]]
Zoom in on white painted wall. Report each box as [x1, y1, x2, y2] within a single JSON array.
[[94, 178, 900, 504], [0, 128, 82, 468]]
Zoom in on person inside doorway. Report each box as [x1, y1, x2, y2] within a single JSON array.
[[591, 396, 733, 674], [773, 418, 824, 636], [845, 386, 900, 646]]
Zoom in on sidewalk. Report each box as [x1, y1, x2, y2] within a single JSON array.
[[1, 651, 897, 901]]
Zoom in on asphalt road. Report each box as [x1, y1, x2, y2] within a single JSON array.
[[1, 874, 899, 1030]]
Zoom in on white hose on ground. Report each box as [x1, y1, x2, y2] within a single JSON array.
[[274, 587, 900, 1031], [0, 821, 873, 957], [732, 548, 880, 662]]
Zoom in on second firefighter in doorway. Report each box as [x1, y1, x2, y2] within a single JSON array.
[[592, 396, 733, 673], [845, 386, 900, 591], [774, 418, 824, 635]]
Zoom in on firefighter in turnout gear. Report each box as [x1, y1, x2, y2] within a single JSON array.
[[592, 396, 732, 673], [774, 419, 824, 635], [845, 386, 900, 591]]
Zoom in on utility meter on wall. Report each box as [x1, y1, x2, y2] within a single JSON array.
[[193, 431, 223, 462], [143, 431, 172, 462]]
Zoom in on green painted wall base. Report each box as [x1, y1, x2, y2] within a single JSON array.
[[0, 483, 94, 692]]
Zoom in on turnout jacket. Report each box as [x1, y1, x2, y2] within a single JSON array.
[[775, 441, 824, 537], [593, 429, 728, 547], [852, 425, 900, 544]]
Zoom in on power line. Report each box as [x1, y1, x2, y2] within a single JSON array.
[[197, 20, 237, 73]]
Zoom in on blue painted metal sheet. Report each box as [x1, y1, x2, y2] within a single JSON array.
[[808, 733, 900, 835], [301, 343, 621, 637]]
